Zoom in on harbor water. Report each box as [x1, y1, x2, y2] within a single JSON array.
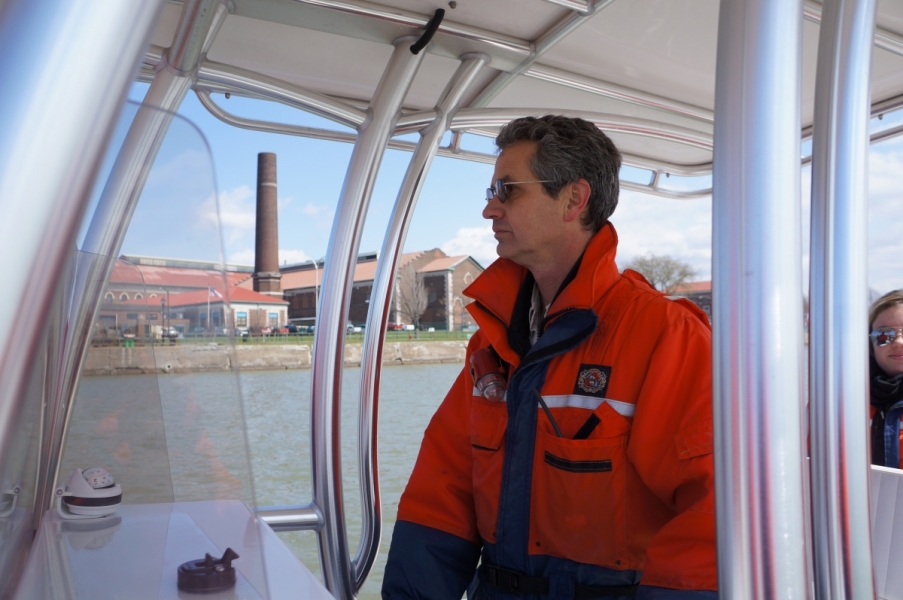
[[65, 363, 461, 599]]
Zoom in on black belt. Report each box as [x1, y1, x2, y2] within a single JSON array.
[[481, 564, 638, 598]]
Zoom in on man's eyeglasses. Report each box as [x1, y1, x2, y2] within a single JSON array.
[[870, 327, 903, 347], [485, 179, 552, 203]]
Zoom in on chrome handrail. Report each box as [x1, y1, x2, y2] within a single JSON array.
[[309, 36, 426, 599], [808, 0, 877, 596], [444, 108, 714, 150], [712, 0, 811, 596], [291, 0, 531, 59], [198, 61, 367, 130], [257, 503, 324, 532], [39, 0, 232, 517], [354, 53, 488, 593], [804, 0, 903, 58], [194, 89, 498, 165], [524, 64, 715, 123]]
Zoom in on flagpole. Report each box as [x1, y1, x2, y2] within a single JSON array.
[[207, 288, 211, 332]]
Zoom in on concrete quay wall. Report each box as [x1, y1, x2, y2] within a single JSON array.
[[83, 341, 468, 376]]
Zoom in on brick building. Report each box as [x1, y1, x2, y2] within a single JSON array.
[[281, 249, 485, 331], [97, 256, 287, 337], [671, 280, 712, 321]]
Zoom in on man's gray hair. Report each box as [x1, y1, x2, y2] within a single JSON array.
[[495, 115, 621, 232]]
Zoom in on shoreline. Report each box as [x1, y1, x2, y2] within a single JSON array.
[[83, 340, 467, 376]]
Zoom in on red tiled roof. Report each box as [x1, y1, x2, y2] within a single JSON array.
[[419, 256, 469, 273], [281, 261, 379, 290], [398, 251, 422, 267], [118, 287, 286, 308], [110, 261, 249, 289], [672, 280, 711, 294]]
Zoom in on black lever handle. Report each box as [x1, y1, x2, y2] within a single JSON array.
[[410, 9, 445, 55]]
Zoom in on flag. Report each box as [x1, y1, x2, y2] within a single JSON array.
[[209, 287, 223, 299]]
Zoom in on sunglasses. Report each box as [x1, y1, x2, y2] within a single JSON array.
[[870, 327, 903, 347], [485, 178, 552, 203]]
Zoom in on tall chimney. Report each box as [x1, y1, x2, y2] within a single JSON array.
[[253, 152, 282, 295]]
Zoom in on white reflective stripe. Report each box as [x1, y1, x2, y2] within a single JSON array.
[[470, 388, 631, 415], [541, 394, 636, 417]]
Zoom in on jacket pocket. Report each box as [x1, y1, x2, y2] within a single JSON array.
[[471, 396, 507, 544], [529, 401, 629, 569]]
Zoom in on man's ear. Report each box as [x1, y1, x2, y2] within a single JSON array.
[[561, 179, 591, 223]]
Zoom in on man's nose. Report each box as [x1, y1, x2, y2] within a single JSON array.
[[482, 197, 502, 220]]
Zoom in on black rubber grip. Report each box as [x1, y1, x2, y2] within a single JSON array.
[[410, 9, 445, 55]]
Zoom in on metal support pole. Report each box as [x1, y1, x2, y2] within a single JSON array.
[[354, 53, 487, 593], [310, 36, 426, 599], [809, 0, 878, 597], [712, 0, 811, 597], [0, 0, 164, 521], [34, 0, 232, 515]]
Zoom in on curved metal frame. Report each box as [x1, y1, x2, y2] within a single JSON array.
[[195, 89, 498, 164], [309, 35, 425, 599], [805, 0, 903, 57], [808, 0, 878, 596], [712, 0, 811, 596], [292, 0, 531, 58], [354, 53, 488, 592], [524, 63, 715, 123], [399, 108, 714, 150], [198, 61, 366, 129], [0, 0, 165, 533], [36, 0, 233, 518]]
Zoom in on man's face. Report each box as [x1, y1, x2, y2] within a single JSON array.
[[482, 141, 567, 268]]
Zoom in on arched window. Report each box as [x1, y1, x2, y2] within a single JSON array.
[[149, 294, 157, 298], [464, 272, 474, 285], [119, 293, 129, 301], [134, 293, 143, 300], [105, 293, 114, 302]]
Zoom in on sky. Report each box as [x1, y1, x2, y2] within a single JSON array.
[[101, 82, 903, 295]]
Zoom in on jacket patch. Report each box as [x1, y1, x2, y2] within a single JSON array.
[[573, 364, 611, 398]]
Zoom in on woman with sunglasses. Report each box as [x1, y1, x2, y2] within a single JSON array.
[[869, 289, 903, 468]]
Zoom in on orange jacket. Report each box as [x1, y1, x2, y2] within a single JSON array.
[[390, 224, 717, 595]]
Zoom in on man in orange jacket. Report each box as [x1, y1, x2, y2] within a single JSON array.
[[382, 116, 716, 599]]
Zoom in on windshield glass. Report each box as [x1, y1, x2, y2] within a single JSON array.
[[18, 100, 270, 599]]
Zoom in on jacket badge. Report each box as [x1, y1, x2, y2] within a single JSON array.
[[574, 364, 611, 397]]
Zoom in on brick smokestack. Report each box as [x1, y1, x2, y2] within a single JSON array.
[[253, 152, 282, 295]]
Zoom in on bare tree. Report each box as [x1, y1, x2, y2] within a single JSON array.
[[623, 253, 697, 294], [396, 262, 428, 333]]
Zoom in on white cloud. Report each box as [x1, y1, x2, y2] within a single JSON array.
[[441, 225, 498, 268], [197, 185, 255, 246], [279, 249, 312, 266], [611, 190, 712, 280], [868, 141, 903, 294]]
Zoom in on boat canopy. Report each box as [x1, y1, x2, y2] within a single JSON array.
[[0, 0, 902, 598]]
